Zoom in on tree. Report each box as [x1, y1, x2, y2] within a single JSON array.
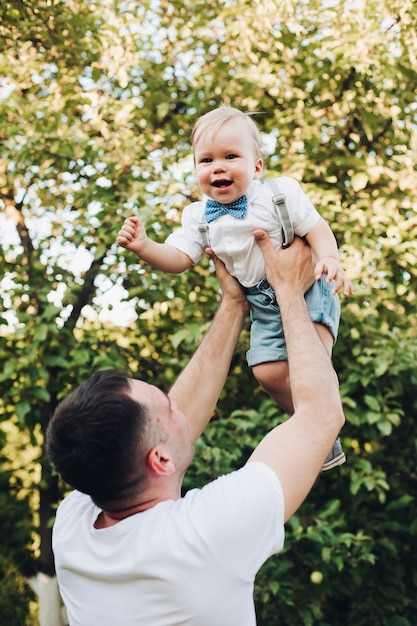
[[1, 0, 416, 623], [0, 426, 36, 626]]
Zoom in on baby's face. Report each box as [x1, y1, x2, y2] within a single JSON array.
[[194, 119, 263, 204]]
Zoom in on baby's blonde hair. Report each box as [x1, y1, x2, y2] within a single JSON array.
[[191, 106, 263, 161]]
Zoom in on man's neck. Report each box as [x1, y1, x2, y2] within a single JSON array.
[[93, 491, 178, 529]]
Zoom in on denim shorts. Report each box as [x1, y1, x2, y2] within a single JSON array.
[[244, 276, 340, 367]]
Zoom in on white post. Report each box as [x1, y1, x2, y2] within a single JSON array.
[[29, 573, 67, 626]]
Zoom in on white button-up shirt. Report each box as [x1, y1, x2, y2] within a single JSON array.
[[166, 177, 320, 288]]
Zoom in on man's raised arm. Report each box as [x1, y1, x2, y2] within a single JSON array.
[[248, 233, 345, 522], [169, 253, 249, 444]]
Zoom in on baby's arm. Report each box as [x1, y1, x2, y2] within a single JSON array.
[[306, 218, 353, 296], [116, 216, 193, 273]]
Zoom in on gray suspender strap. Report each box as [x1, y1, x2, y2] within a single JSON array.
[[199, 179, 294, 249], [265, 179, 294, 248], [198, 220, 211, 248]]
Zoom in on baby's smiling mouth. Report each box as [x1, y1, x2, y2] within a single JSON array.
[[212, 180, 232, 188]]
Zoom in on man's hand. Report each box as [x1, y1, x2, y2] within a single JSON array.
[[254, 230, 315, 297], [116, 216, 148, 256], [206, 248, 249, 315]]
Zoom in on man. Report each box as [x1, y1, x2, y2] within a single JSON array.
[[47, 233, 345, 626]]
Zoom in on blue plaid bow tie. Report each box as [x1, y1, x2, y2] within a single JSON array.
[[205, 195, 248, 223]]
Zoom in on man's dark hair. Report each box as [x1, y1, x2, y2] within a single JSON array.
[[46, 369, 152, 509]]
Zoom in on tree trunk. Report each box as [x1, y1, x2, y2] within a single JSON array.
[[38, 454, 60, 576]]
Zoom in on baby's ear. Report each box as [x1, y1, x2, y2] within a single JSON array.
[[254, 158, 263, 178]]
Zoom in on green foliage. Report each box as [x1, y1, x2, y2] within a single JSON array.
[[0, 428, 35, 570], [0, 428, 35, 624], [0, 557, 35, 626], [1, 0, 417, 623]]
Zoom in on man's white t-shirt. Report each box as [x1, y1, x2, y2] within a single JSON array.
[[166, 177, 320, 288], [53, 462, 285, 626]]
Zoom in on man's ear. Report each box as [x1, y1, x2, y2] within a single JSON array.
[[147, 446, 176, 476]]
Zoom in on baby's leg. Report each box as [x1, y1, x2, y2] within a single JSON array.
[[253, 359, 294, 413], [253, 323, 335, 414]]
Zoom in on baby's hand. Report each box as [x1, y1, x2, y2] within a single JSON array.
[[315, 257, 354, 296], [116, 216, 148, 255]]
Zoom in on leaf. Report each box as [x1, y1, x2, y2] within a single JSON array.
[[351, 172, 369, 192], [0, 361, 16, 383], [31, 387, 50, 402], [15, 401, 31, 424], [374, 359, 390, 377], [364, 395, 380, 412]]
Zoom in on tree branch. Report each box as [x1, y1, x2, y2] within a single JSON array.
[[64, 254, 107, 333], [2, 192, 35, 260]]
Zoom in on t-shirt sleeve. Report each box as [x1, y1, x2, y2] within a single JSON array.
[[185, 462, 285, 579], [165, 202, 206, 264], [277, 176, 321, 237]]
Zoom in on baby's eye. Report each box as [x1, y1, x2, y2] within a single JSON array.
[[226, 154, 238, 160], [200, 157, 212, 163]]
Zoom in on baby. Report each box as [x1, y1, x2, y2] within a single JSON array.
[[117, 106, 353, 471]]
